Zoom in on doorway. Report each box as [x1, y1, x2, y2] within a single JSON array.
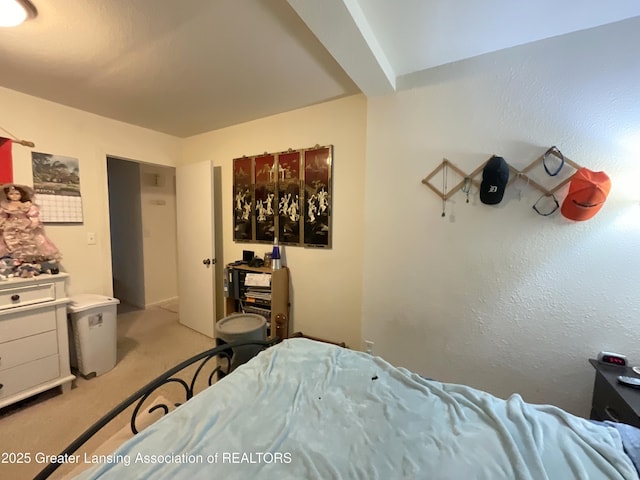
[[107, 157, 145, 310], [107, 156, 180, 313]]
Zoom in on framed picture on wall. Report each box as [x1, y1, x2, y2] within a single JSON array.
[[277, 150, 302, 245], [232, 156, 253, 242], [303, 145, 332, 248], [254, 153, 276, 243]]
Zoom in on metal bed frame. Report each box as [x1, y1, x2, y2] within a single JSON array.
[[34, 338, 277, 480]]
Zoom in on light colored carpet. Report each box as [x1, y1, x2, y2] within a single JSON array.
[[0, 305, 215, 480]]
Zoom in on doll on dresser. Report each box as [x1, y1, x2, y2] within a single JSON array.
[[0, 183, 61, 265]]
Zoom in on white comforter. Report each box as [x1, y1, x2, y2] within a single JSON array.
[[76, 338, 638, 479]]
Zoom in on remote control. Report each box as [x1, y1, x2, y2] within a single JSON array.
[[617, 376, 640, 389]]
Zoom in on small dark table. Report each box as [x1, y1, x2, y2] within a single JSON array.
[[589, 359, 640, 427]]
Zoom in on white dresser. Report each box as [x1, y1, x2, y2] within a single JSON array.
[[0, 273, 74, 409]]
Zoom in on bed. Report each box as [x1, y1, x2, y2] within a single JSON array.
[[36, 338, 640, 479]]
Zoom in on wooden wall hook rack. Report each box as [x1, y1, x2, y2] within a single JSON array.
[[421, 148, 583, 203], [520, 148, 581, 196], [421, 159, 468, 200]]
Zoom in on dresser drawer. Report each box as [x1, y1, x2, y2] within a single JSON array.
[[0, 354, 60, 400], [0, 283, 56, 310], [0, 330, 58, 372], [0, 307, 57, 343]]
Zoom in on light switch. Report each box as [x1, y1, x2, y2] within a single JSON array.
[[87, 232, 96, 245]]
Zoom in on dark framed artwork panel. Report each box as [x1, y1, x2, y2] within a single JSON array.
[[232, 145, 333, 247], [277, 150, 302, 245], [303, 145, 332, 248], [254, 154, 276, 243], [232, 156, 254, 242]]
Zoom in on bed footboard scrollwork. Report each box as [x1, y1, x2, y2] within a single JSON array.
[[34, 339, 276, 480], [128, 346, 231, 435]]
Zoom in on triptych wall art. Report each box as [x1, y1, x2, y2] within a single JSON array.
[[233, 144, 332, 248]]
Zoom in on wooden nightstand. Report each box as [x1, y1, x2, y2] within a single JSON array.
[[589, 359, 640, 427]]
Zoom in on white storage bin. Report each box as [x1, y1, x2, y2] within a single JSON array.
[[67, 294, 120, 378]]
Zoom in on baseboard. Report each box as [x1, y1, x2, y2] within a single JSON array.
[[145, 297, 179, 309]]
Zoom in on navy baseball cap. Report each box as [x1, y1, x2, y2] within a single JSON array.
[[480, 156, 509, 205]]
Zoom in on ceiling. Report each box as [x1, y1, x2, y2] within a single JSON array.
[[1, 0, 639, 138]]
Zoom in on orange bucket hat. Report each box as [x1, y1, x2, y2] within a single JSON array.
[[560, 168, 611, 221]]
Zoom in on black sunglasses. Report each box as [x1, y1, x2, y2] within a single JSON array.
[[532, 193, 560, 216], [543, 146, 565, 177]]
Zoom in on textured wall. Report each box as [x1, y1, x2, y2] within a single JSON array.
[[362, 17, 640, 416], [181, 95, 367, 349]]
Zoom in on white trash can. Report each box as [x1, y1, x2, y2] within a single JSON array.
[[68, 294, 120, 378]]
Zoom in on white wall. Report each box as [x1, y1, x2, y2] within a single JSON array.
[[139, 163, 178, 307], [362, 17, 640, 416], [0, 86, 181, 297], [181, 95, 367, 348]]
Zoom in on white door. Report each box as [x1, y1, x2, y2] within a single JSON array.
[[176, 161, 216, 337]]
